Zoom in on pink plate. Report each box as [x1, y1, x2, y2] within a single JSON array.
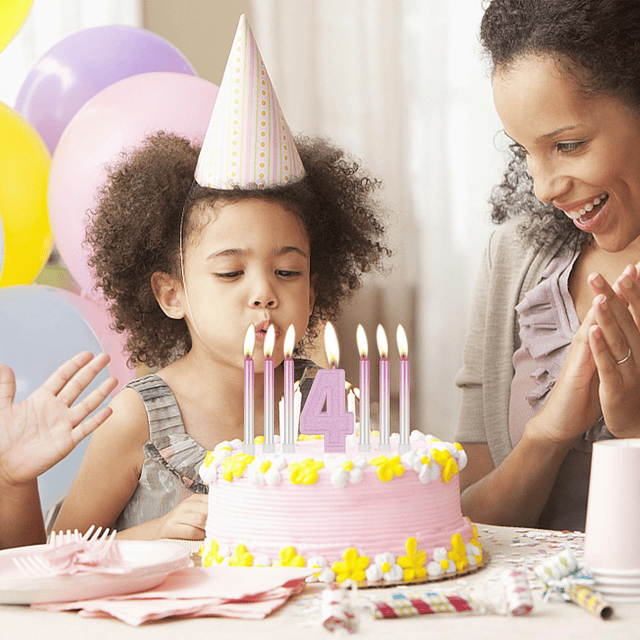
[[0, 540, 190, 605]]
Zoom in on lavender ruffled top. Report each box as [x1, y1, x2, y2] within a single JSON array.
[[509, 245, 613, 531]]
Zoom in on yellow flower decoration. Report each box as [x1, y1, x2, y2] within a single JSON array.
[[298, 434, 323, 441], [200, 539, 225, 566], [254, 435, 265, 444], [289, 458, 324, 485], [431, 449, 459, 482], [370, 455, 405, 482], [273, 546, 305, 567], [397, 537, 427, 581], [470, 524, 483, 563], [221, 453, 255, 482], [447, 533, 469, 572], [331, 548, 370, 583], [229, 544, 254, 567]]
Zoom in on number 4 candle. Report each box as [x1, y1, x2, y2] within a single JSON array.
[[300, 322, 355, 453]]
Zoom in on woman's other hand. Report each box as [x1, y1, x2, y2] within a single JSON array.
[[588, 268, 640, 438]]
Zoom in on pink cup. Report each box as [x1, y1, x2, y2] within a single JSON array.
[[584, 439, 640, 572]]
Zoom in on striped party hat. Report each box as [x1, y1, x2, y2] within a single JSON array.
[[194, 14, 305, 189]]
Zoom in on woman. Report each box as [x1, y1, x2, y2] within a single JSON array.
[[456, 0, 640, 531]]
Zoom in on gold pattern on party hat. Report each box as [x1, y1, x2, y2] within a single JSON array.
[[194, 14, 305, 189]]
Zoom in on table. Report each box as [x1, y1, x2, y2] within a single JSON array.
[[1, 525, 639, 638]]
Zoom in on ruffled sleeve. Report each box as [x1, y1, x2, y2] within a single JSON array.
[[514, 249, 613, 447]]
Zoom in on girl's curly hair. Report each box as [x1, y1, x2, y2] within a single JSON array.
[[480, 0, 640, 249], [86, 132, 389, 369]]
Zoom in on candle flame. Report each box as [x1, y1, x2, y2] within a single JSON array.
[[264, 324, 275, 358], [376, 324, 388, 358], [244, 324, 255, 357], [356, 324, 368, 358], [284, 324, 296, 358], [324, 321, 340, 367], [396, 324, 408, 358]]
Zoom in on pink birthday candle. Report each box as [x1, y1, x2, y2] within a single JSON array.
[[377, 325, 390, 451], [357, 324, 371, 452], [263, 324, 275, 454], [397, 324, 410, 454], [243, 324, 255, 454], [283, 324, 296, 453]]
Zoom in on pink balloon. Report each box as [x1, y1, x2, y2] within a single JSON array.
[[55, 288, 136, 394], [48, 72, 218, 295], [16, 25, 197, 155]]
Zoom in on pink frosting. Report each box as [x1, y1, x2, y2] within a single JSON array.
[[203, 436, 474, 566]]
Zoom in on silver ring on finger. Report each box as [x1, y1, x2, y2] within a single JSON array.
[[616, 347, 632, 365]]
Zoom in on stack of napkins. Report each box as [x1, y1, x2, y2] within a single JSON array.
[[32, 566, 313, 626]]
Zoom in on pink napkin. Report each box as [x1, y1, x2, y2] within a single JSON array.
[[32, 567, 313, 626]]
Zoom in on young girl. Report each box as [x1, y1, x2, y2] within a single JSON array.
[[52, 133, 388, 539]]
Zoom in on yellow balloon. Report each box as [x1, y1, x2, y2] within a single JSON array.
[[0, 0, 34, 53], [0, 102, 52, 287]]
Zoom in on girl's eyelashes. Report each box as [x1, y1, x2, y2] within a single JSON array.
[[214, 269, 303, 280]]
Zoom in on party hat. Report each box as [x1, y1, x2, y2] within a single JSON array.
[[194, 14, 305, 189]]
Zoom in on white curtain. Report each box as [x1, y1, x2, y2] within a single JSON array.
[[0, 0, 142, 106], [250, 0, 505, 440]]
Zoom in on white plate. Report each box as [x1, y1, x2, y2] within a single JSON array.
[[0, 540, 191, 605]]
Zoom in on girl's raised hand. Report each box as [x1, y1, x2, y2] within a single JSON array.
[[0, 351, 117, 487], [588, 270, 640, 438]]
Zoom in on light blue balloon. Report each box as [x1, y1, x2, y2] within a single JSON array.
[[0, 285, 111, 515]]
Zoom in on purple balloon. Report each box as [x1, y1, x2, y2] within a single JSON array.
[[15, 25, 197, 154]]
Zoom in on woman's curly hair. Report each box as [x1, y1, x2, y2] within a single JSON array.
[[480, 0, 640, 249], [86, 132, 389, 369]]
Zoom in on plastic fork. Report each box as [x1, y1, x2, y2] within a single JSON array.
[[13, 527, 121, 578]]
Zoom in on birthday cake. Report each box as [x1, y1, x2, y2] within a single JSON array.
[[198, 432, 482, 584]]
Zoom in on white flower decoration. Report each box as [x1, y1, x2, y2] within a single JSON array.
[[305, 556, 329, 582], [430, 547, 455, 575], [199, 446, 233, 484], [248, 456, 287, 486], [318, 567, 336, 583], [417, 452, 441, 484], [431, 440, 457, 455], [253, 553, 271, 567], [401, 449, 422, 472], [410, 429, 427, 443], [326, 456, 367, 488], [365, 552, 403, 583], [454, 446, 468, 471], [465, 542, 480, 566]]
